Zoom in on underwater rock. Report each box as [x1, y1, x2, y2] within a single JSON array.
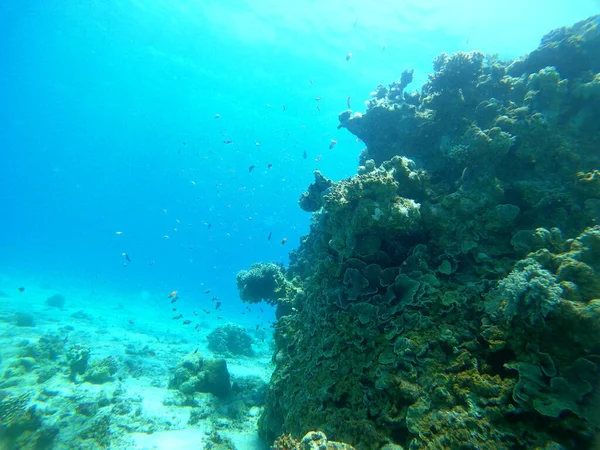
[[169, 352, 231, 399]]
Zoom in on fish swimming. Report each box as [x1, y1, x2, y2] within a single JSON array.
[[329, 140, 338, 150]]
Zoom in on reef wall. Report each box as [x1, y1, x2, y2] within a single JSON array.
[[246, 15, 600, 450]]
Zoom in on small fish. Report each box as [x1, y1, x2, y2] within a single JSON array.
[[303, 150, 307, 159], [168, 291, 178, 298], [212, 296, 219, 301], [128, 319, 135, 325], [315, 97, 321, 101], [282, 105, 286, 111], [315, 154, 322, 162], [217, 315, 223, 319], [281, 237, 287, 245], [268, 232, 272, 241], [183, 320, 192, 325], [256, 324, 260, 330], [194, 311, 199, 316], [204, 289, 211, 294], [163, 235, 170, 239], [309, 78, 314, 85], [346, 96, 351, 109], [216, 301, 222, 310], [346, 52, 352, 61], [316, 106, 320, 111], [193, 348, 198, 354], [122, 252, 131, 262], [248, 165, 255, 172], [18, 287, 25, 292], [214, 113, 221, 119], [115, 231, 123, 235], [170, 297, 179, 304], [172, 307, 177, 311], [148, 260, 155, 266], [203, 309, 211, 314], [329, 140, 338, 150], [173, 314, 183, 320], [223, 140, 233, 144], [267, 163, 272, 169], [147, 350, 156, 357]]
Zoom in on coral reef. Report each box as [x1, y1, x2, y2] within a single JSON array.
[[271, 431, 357, 450], [236, 262, 301, 317], [83, 356, 119, 384], [240, 15, 600, 450], [169, 352, 231, 399], [207, 324, 255, 357], [0, 391, 58, 449], [45, 294, 65, 309]]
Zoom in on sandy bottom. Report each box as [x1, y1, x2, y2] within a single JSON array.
[[0, 278, 273, 450]]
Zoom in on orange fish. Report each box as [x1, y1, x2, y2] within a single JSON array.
[[168, 291, 178, 298]]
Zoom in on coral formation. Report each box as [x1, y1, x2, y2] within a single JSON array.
[[45, 294, 65, 309], [240, 15, 600, 450], [272, 431, 357, 450], [207, 324, 255, 357], [236, 262, 301, 317], [169, 352, 231, 399]]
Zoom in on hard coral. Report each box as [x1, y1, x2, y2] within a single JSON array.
[[207, 324, 254, 357], [256, 15, 600, 450]]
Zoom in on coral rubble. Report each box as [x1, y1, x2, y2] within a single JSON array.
[[239, 15, 600, 450]]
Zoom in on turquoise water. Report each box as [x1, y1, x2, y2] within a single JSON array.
[[2, 1, 597, 301], [1, 2, 600, 449]]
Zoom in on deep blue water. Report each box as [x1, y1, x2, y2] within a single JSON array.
[[1, 0, 598, 316]]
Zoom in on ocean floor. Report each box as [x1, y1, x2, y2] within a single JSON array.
[[0, 278, 273, 450]]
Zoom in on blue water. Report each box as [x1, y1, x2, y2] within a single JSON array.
[[1, 1, 598, 314]]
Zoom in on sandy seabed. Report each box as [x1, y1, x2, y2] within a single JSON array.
[[0, 276, 273, 450]]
